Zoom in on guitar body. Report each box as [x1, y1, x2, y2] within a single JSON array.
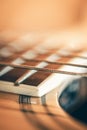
[[0, 91, 87, 130]]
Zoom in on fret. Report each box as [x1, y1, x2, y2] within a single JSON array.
[[59, 57, 87, 74], [58, 52, 87, 59], [0, 54, 24, 63], [22, 46, 52, 60], [0, 51, 54, 84], [0, 46, 27, 62], [0, 35, 87, 98], [57, 49, 73, 56], [23, 59, 87, 68], [21, 57, 62, 86], [7, 33, 41, 52], [15, 64, 48, 86], [0, 33, 44, 60], [15, 53, 59, 86], [0, 66, 13, 77], [34, 46, 49, 54], [31, 48, 87, 59], [22, 71, 51, 86], [0, 43, 45, 76], [22, 50, 37, 60], [0, 50, 47, 77], [57, 49, 87, 59], [0, 45, 35, 60], [0, 53, 18, 75], [1, 62, 87, 76], [0, 58, 25, 76], [14, 60, 47, 85], [1, 53, 87, 91], [0, 50, 67, 87], [0, 49, 41, 80], [0, 68, 27, 82], [22, 48, 57, 60], [0, 52, 87, 74], [0, 46, 14, 58]]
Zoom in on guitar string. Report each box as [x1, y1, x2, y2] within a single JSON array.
[[0, 45, 87, 83], [21, 58, 87, 68], [0, 62, 87, 77]]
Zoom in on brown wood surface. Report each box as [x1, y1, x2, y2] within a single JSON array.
[[0, 92, 87, 130]]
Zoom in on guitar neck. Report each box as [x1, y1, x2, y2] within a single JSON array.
[[0, 34, 87, 98]]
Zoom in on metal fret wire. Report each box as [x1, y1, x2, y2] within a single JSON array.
[[15, 52, 87, 85], [21, 51, 87, 59], [57, 54, 87, 59], [22, 59, 87, 68], [0, 62, 87, 77], [35, 49, 87, 59]]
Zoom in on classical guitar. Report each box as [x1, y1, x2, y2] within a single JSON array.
[[0, 33, 87, 130]]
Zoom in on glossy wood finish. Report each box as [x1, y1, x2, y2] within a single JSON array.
[[0, 92, 87, 130]]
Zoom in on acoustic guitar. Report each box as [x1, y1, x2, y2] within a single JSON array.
[[0, 32, 87, 130]]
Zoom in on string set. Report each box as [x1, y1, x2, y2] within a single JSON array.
[[0, 60, 87, 77]]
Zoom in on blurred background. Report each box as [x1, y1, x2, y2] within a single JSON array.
[[0, 0, 87, 49], [0, 0, 87, 32]]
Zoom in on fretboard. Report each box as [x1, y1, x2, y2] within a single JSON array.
[[0, 35, 87, 97]]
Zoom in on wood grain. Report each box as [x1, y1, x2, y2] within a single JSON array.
[[0, 92, 87, 130]]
